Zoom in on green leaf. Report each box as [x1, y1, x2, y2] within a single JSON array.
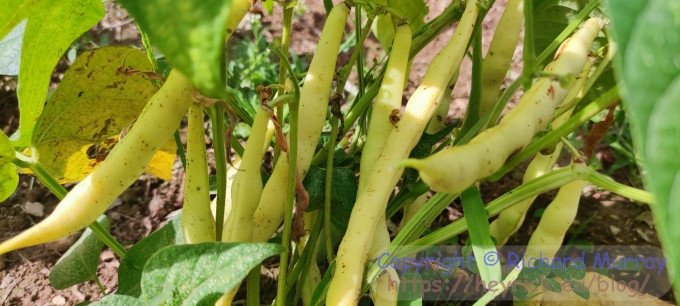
[[262, 0, 274, 15], [608, 0, 680, 299], [302, 166, 357, 233], [118, 0, 232, 98], [0, 0, 49, 40], [94, 295, 143, 306], [49, 215, 110, 290], [31, 46, 175, 183], [0, 131, 18, 202], [140, 242, 282, 305], [460, 186, 501, 286], [117, 212, 183, 297], [10, 0, 104, 148], [0, 163, 19, 203], [0, 20, 24, 75], [372, 0, 429, 50]]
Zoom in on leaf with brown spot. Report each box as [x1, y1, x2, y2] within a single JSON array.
[[31, 46, 176, 183]]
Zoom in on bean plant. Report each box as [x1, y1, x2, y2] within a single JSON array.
[[0, 0, 677, 305]]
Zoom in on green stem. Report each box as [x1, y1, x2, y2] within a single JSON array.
[[211, 106, 228, 241], [174, 131, 186, 169], [488, 87, 619, 181], [354, 5, 365, 97], [484, 76, 524, 129], [271, 44, 301, 306], [246, 268, 260, 306], [94, 274, 106, 295], [274, 6, 294, 166], [11, 155, 127, 258], [459, 29, 483, 135], [410, 1, 465, 59], [561, 136, 582, 158], [522, 0, 535, 90], [324, 115, 339, 263], [310, 80, 381, 166], [582, 168, 654, 203], [291, 212, 324, 304], [336, 12, 374, 92]]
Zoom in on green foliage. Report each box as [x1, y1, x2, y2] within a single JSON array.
[[460, 186, 501, 285], [0, 131, 18, 202], [98, 242, 282, 305], [609, 0, 680, 300], [118, 0, 232, 98], [226, 16, 308, 118], [49, 215, 110, 290], [32, 46, 175, 183], [0, 0, 48, 40], [117, 213, 184, 297], [9, 0, 104, 148], [303, 166, 357, 234]]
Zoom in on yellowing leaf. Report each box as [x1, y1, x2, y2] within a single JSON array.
[[146, 139, 177, 181], [32, 46, 176, 183]]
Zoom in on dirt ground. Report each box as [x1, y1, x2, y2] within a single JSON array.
[[0, 0, 671, 305]]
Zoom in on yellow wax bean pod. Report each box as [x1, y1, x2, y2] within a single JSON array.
[[402, 18, 604, 195]]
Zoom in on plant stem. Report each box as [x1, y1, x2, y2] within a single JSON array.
[[336, 12, 374, 92], [246, 268, 260, 306], [354, 5, 365, 97], [459, 29, 483, 135], [488, 87, 619, 181], [484, 76, 525, 129], [324, 115, 339, 263], [94, 275, 106, 295], [291, 212, 324, 304], [379, 163, 652, 264], [582, 168, 654, 204], [11, 155, 127, 258], [410, 0, 465, 59], [211, 106, 228, 241], [274, 6, 294, 166], [174, 131, 186, 169], [561, 136, 582, 158], [271, 45, 301, 306], [522, 0, 535, 90]]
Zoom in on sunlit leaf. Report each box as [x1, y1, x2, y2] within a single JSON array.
[[10, 0, 104, 147], [32, 46, 175, 183]]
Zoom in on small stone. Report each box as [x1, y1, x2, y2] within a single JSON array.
[[24, 201, 44, 217], [609, 225, 621, 235], [52, 295, 67, 305], [0, 273, 15, 289]]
